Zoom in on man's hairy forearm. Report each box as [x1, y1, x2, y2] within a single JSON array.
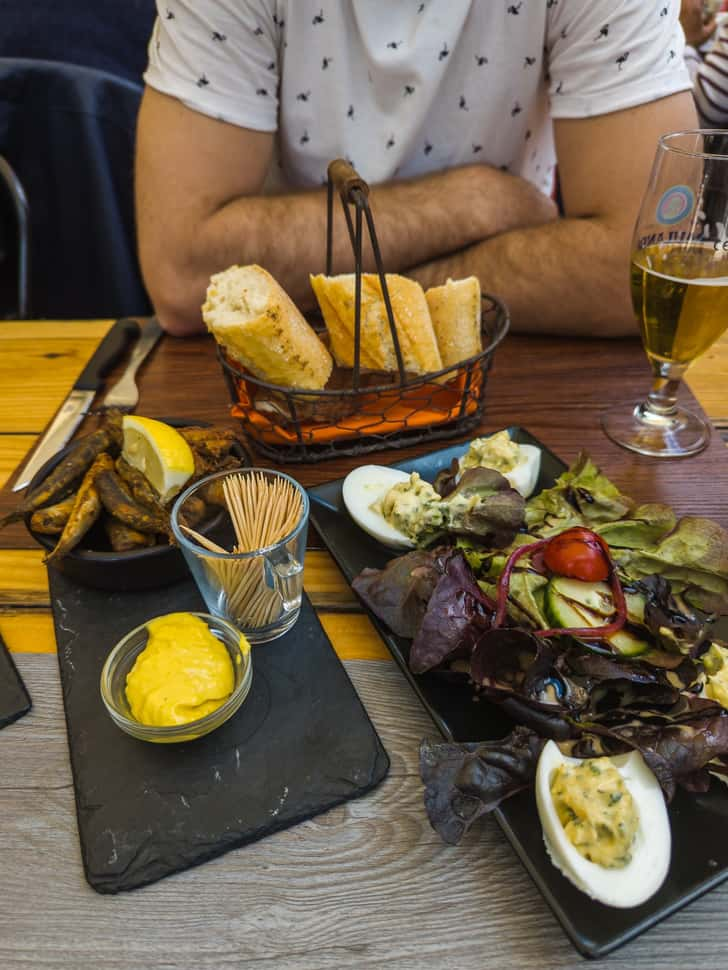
[[411, 214, 636, 338], [155, 166, 556, 332]]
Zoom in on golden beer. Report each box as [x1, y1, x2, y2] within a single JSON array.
[[630, 243, 728, 365]]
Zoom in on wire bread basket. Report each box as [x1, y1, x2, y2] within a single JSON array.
[[219, 159, 510, 463]]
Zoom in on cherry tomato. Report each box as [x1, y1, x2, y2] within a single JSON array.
[[542, 527, 610, 582]]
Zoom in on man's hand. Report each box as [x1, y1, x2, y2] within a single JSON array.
[[136, 88, 556, 335], [681, 0, 717, 48]]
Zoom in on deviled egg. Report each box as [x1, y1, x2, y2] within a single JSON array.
[[459, 430, 541, 498], [535, 740, 671, 908], [342, 465, 417, 549]]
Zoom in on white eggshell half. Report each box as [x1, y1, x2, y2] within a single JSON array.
[[505, 443, 541, 498], [535, 740, 671, 909], [342, 465, 416, 550]]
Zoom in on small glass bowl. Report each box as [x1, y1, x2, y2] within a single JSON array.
[[100, 612, 253, 743]]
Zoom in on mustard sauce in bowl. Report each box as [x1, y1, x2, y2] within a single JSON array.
[[101, 612, 252, 743]]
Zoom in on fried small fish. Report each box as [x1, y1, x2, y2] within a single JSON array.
[[104, 516, 157, 552], [29, 495, 77, 535], [115, 456, 165, 513], [95, 465, 170, 536], [44, 454, 108, 564], [2, 427, 113, 527]]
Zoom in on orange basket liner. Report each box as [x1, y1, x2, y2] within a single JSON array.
[[230, 366, 483, 446]]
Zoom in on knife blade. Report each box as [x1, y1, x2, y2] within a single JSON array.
[[12, 317, 141, 492]]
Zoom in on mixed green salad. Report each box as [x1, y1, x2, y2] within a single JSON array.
[[352, 450, 728, 847]]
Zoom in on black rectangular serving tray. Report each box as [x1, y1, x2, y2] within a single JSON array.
[[49, 573, 389, 894], [308, 427, 728, 958]]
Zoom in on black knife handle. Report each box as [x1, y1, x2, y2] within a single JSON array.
[[75, 318, 142, 392]]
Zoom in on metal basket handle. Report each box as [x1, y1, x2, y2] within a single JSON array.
[[325, 158, 407, 390]]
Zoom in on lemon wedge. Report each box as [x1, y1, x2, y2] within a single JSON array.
[[121, 416, 195, 504]]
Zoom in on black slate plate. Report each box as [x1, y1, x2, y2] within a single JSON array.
[[49, 571, 389, 893], [308, 427, 728, 958], [0, 632, 31, 729]]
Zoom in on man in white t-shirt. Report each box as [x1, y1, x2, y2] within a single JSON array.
[[136, 0, 696, 336]]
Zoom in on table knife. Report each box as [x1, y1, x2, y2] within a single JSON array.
[[12, 317, 141, 492]]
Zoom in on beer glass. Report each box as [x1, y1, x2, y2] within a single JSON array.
[[602, 130, 728, 457]]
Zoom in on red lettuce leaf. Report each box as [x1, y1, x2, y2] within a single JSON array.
[[420, 727, 545, 844], [352, 549, 446, 639], [409, 553, 495, 674]]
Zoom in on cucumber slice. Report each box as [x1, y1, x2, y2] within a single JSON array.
[[607, 629, 651, 657], [549, 577, 613, 616], [544, 581, 606, 629], [545, 577, 650, 656]]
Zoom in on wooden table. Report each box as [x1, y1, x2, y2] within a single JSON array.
[[1, 321, 727, 970]]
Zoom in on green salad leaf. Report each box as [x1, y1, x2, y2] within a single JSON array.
[[524, 452, 633, 536]]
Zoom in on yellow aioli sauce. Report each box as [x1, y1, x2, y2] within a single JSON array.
[[550, 758, 639, 868], [126, 613, 236, 727]]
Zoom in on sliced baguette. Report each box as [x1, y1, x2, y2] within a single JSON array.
[[425, 276, 482, 367], [310, 272, 443, 375], [203, 264, 333, 390]]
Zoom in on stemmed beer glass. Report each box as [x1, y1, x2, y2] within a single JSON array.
[[602, 130, 728, 457]]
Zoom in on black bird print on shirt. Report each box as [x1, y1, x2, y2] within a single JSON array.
[[300, 130, 310, 145], [554, 80, 563, 94], [524, 56, 536, 67], [347, 104, 355, 118], [322, 57, 332, 69], [595, 25, 609, 41], [418, 3, 425, 11], [313, 10, 324, 25], [507, 3, 522, 14], [547, 0, 558, 7], [616, 52, 630, 70], [387, 41, 403, 50], [296, 90, 311, 102], [404, 84, 415, 96], [197, 75, 209, 87], [212, 31, 226, 42], [511, 101, 522, 116], [254, 26, 264, 36], [459, 95, 469, 111], [386, 135, 396, 149], [424, 141, 433, 155], [256, 87, 269, 96], [668, 49, 676, 61], [165, 7, 174, 18], [439, 43, 449, 61], [660, 5, 669, 16], [267, 61, 275, 71], [473, 144, 483, 153], [475, 54, 488, 66]]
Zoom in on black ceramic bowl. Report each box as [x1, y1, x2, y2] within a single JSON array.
[[24, 420, 249, 592]]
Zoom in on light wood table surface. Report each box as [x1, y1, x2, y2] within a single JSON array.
[[0, 321, 727, 970]]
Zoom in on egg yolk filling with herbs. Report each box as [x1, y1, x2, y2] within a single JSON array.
[[459, 430, 523, 474], [375, 472, 446, 541], [125, 613, 235, 727], [549, 758, 639, 869]]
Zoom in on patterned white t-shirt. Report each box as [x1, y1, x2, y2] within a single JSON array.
[[144, 0, 691, 196]]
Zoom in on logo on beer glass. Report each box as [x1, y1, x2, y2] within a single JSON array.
[[656, 185, 694, 225]]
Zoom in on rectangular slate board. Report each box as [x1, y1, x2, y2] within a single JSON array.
[[48, 571, 389, 893], [0, 632, 31, 729]]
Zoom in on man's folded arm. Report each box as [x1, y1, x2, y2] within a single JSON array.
[[410, 92, 698, 338], [135, 87, 557, 336]]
